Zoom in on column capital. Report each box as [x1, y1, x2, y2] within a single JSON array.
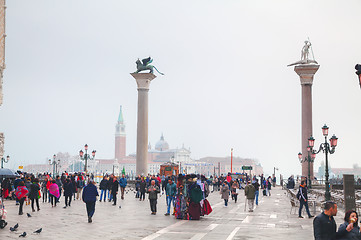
[[130, 73, 157, 90], [294, 64, 320, 85]]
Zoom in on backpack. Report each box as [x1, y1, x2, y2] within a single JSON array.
[[296, 190, 300, 199]]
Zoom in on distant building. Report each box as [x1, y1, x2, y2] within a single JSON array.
[[94, 106, 193, 177], [24, 106, 263, 177]]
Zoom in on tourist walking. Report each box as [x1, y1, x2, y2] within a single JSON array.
[[63, 178, 73, 208], [82, 180, 99, 223], [119, 174, 127, 200], [111, 176, 119, 206], [245, 180, 256, 212], [15, 181, 28, 215], [297, 180, 313, 218], [313, 201, 342, 239], [220, 181, 230, 207], [55, 176, 62, 203], [99, 176, 108, 202], [107, 175, 113, 202], [165, 179, 176, 216], [337, 210, 361, 239], [252, 179, 260, 205], [41, 178, 48, 203], [231, 180, 239, 203], [29, 178, 40, 212], [76, 176, 84, 200], [139, 177, 146, 201], [147, 180, 160, 215], [49, 180, 60, 207], [266, 176, 272, 196]]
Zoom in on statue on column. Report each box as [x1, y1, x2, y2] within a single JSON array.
[[288, 39, 318, 66], [134, 57, 164, 75]]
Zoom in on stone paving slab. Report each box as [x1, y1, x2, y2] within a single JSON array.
[[0, 186, 345, 239]]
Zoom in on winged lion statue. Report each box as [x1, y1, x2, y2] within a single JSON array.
[[134, 57, 164, 75]]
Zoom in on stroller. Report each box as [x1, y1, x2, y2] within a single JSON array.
[[0, 168, 19, 229]]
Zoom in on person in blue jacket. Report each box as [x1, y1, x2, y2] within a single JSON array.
[[82, 180, 99, 223], [119, 174, 127, 200], [164, 179, 177, 216]]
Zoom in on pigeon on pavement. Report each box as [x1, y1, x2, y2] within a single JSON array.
[[26, 213, 32, 217], [19, 232, 26, 237], [33, 228, 42, 234]]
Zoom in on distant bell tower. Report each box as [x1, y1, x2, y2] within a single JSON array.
[[115, 105, 126, 160]]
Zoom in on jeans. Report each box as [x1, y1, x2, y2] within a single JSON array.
[[255, 191, 259, 205], [108, 191, 113, 201], [100, 189, 107, 201], [85, 201, 96, 218], [224, 199, 228, 206], [166, 196, 175, 214], [299, 198, 312, 217]]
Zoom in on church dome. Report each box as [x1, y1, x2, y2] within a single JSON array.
[[155, 134, 169, 151]]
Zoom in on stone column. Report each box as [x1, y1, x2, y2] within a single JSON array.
[[294, 64, 319, 179], [130, 73, 156, 176]]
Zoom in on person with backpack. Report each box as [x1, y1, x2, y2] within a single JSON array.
[[76, 176, 84, 200], [297, 180, 314, 218], [15, 181, 28, 215]]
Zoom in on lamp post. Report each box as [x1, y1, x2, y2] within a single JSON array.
[[49, 154, 60, 178], [298, 145, 315, 188], [170, 155, 175, 176], [308, 124, 338, 201], [273, 167, 279, 187], [79, 144, 96, 174], [1, 155, 9, 168]]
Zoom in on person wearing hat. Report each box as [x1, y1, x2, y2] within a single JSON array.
[[245, 180, 256, 212]]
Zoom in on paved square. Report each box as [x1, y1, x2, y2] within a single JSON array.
[[0, 187, 345, 239]]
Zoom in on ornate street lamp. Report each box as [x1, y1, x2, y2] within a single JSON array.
[[1, 155, 9, 168], [79, 144, 96, 173], [49, 154, 60, 178], [310, 124, 338, 201], [298, 144, 316, 188]]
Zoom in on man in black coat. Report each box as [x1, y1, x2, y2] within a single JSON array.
[[99, 176, 108, 202], [107, 176, 113, 202], [298, 180, 313, 218], [111, 176, 119, 206], [313, 201, 343, 240], [63, 178, 73, 208]]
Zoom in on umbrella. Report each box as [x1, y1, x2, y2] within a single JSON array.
[[0, 168, 19, 178]]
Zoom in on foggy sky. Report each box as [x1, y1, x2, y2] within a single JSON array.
[[1, 0, 361, 177]]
